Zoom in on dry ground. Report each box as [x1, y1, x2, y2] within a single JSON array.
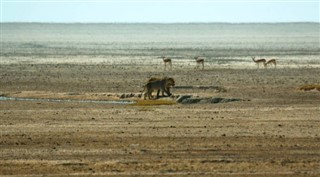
[[1, 62, 320, 176]]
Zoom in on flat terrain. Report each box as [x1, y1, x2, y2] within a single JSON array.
[[1, 23, 320, 176], [1, 62, 320, 177]]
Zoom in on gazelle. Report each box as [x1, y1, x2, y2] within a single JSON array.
[[265, 59, 277, 68], [160, 56, 172, 70], [194, 56, 205, 70], [252, 57, 266, 68]]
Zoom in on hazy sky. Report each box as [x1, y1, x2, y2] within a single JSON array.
[[1, 0, 319, 23]]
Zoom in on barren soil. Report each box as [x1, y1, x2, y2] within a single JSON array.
[[0, 61, 320, 177]]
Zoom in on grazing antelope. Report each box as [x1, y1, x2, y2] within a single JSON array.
[[194, 56, 205, 70], [265, 59, 277, 68], [160, 56, 172, 70], [252, 57, 266, 68]]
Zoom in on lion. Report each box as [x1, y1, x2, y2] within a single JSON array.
[[148, 77, 175, 96], [142, 77, 175, 100]]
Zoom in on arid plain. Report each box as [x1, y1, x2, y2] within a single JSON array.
[[1, 23, 320, 176]]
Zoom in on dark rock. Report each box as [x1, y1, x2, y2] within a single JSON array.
[[210, 97, 243, 104], [181, 98, 202, 104], [211, 97, 224, 103], [221, 98, 243, 103], [176, 95, 192, 103]]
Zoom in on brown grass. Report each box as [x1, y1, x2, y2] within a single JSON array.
[[299, 84, 320, 91], [131, 99, 177, 106]]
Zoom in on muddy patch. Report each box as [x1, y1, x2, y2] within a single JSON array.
[[0, 96, 135, 104], [176, 95, 248, 104], [1, 91, 247, 105]]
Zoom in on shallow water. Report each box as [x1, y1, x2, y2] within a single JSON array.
[[2, 23, 319, 56], [0, 96, 135, 105], [1, 23, 319, 68]]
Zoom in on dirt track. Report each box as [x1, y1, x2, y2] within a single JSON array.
[[1, 63, 320, 176]]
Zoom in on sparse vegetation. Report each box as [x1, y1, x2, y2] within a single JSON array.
[[299, 84, 320, 91], [131, 99, 176, 106], [1, 23, 320, 176]]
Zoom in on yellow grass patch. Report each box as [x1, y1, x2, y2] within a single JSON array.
[[131, 99, 177, 106], [299, 84, 320, 91]]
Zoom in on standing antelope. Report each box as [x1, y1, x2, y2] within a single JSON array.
[[252, 57, 266, 68], [194, 56, 205, 70], [161, 56, 172, 70], [265, 59, 277, 68]]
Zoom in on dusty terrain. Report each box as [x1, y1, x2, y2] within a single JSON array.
[[1, 60, 320, 177], [1, 23, 320, 176]]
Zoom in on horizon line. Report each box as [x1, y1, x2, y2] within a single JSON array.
[[2, 0, 319, 2], [1, 21, 319, 24]]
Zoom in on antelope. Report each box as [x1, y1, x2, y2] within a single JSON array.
[[194, 56, 205, 70], [160, 56, 172, 70], [252, 57, 266, 68], [265, 59, 277, 68]]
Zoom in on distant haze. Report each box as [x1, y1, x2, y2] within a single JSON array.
[[1, 1, 319, 23]]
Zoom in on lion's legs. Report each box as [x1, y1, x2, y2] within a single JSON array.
[[147, 92, 151, 99], [148, 90, 155, 99], [164, 90, 172, 96], [144, 92, 148, 100], [155, 87, 171, 99], [161, 87, 171, 96], [166, 87, 171, 96], [156, 89, 161, 98], [144, 90, 153, 100], [163, 87, 172, 97]]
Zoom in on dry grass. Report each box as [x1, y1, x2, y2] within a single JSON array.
[[299, 84, 320, 91], [131, 99, 177, 106]]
